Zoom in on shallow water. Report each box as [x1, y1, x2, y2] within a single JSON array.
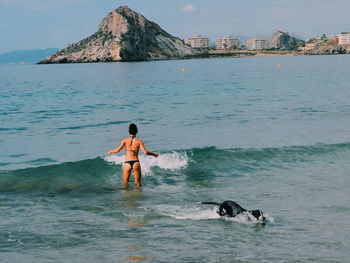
[[1, 55, 350, 262]]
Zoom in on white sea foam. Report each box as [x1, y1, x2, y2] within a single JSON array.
[[104, 151, 189, 175], [224, 212, 273, 225], [263, 213, 274, 223], [152, 205, 221, 220], [224, 212, 259, 224]]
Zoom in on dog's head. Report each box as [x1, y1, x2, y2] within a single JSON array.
[[218, 206, 228, 217], [250, 210, 265, 221]]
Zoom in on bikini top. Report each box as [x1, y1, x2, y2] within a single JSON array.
[[126, 136, 138, 154]]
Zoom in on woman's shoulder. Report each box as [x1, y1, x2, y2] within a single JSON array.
[[123, 137, 142, 142], [132, 137, 142, 144]]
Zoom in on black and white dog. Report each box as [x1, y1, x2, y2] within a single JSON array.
[[202, 200, 265, 221]]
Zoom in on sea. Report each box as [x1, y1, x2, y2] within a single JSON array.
[[1, 55, 350, 262]]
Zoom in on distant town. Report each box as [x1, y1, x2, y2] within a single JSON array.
[[185, 30, 350, 55], [3, 5, 349, 64]]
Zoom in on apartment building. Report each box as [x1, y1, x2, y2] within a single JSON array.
[[185, 35, 210, 48], [215, 36, 240, 49], [270, 29, 284, 48], [246, 38, 270, 50], [338, 32, 350, 45]]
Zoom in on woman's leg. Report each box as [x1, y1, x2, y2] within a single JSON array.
[[122, 164, 132, 188], [133, 162, 142, 188]]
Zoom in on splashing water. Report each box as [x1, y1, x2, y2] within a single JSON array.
[[151, 205, 221, 220], [224, 212, 274, 225], [104, 151, 189, 175]]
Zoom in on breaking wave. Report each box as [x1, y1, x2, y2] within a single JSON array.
[[1, 142, 350, 193]]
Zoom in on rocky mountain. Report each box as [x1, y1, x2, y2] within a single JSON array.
[[270, 30, 305, 50], [0, 48, 58, 64], [39, 6, 193, 64]]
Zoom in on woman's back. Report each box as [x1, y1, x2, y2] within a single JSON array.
[[125, 137, 141, 161]]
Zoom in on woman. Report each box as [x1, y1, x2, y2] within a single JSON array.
[[108, 123, 158, 188]]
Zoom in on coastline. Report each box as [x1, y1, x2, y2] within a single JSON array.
[[36, 49, 350, 64], [187, 49, 298, 59]]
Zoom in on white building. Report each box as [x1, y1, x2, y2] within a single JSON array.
[[216, 36, 240, 49], [185, 35, 210, 48], [338, 32, 350, 45], [246, 38, 270, 50]]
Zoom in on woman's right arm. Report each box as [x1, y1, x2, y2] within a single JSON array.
[[108, 140, 125, 154]]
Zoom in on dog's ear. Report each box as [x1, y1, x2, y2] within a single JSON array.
[[250, 210, 264, 220], [258, 210, 265, 221], [218, 206, 226, 216]]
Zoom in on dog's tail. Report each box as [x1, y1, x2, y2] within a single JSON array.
[[201, 202, 221, 205]]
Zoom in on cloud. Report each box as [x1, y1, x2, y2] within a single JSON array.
[[181, 5, 198, 13]]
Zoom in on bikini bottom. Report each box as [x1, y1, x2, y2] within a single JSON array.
[[124, 160, 139, 170]]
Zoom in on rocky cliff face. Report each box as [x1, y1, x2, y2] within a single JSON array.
[[39, 6, 193, 63], [302, 37, 350, 55]]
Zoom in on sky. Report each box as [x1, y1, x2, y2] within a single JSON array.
[[0, 0, 350, 54]]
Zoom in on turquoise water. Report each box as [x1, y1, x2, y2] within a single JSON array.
[[1, 55, 350, 262]]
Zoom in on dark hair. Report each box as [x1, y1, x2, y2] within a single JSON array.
[[129, 123, 138, 136]]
